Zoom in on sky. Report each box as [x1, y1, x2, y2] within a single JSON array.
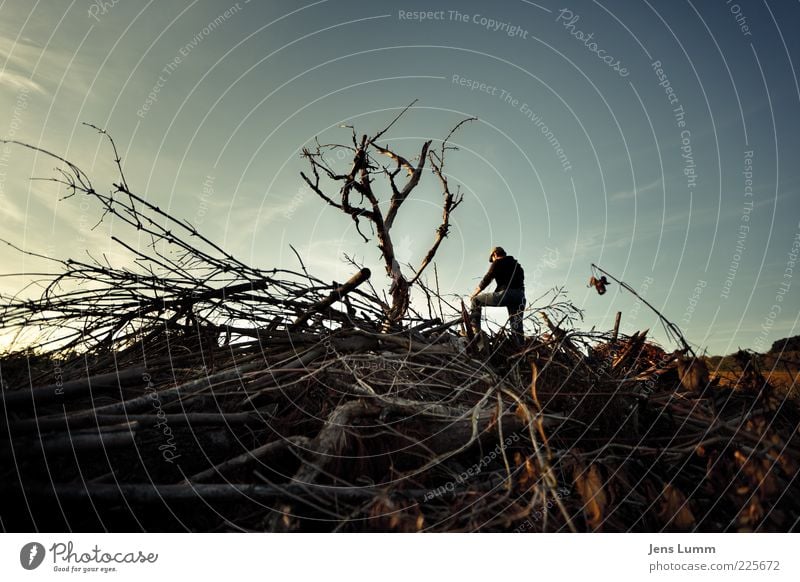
[[1, 0, 799, 356]]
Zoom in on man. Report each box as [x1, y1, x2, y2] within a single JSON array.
[[470, 246, 526, 338]]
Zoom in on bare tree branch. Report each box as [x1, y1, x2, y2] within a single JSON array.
[[298, 105, 473, 329]]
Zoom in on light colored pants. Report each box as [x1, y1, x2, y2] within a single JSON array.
[[470, 288, 526, 335]]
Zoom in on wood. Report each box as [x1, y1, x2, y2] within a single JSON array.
[[187, 435, 310, 484], [5, 423, 137, 456], [291, 400, 381, 485], [291, 268, 371, 329], [241, 346, 329, 404], [39, 482, 422, 503], [422, 411, 541, 452], [1, 366, 146, 408], [80, 361, 266, 418], [300, 109, 472, 328], [612, 329, 648, 371], [10, 412, 262, 434], [612, 311, 621, 342]]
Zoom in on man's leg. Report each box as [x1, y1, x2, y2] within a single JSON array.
[[507, 303, 525, 336], [502, 290, 526, 338], [470, 291, 502, 331]]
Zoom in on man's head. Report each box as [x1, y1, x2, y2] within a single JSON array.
[[489, 246, 507, 263]]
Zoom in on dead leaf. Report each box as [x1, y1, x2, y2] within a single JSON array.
[[574, 463, 606, 530], [658, 484, 695, 530]]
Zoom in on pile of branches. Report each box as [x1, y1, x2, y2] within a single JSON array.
[[1, 129, 799, 533], [0, 125, 396, 357], [2, 310, 798, 532]]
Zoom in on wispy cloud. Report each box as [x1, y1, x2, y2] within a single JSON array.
[[0, 70, 44, 93], [570, 221, 638, 258], [609, 177, 662, 202], [0, 30, 93, 98], [0, 195, 26, 224]]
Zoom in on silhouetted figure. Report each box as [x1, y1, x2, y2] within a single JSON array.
[[469, 246, 526, 339]]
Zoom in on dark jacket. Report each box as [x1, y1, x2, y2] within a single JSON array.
[[478, 255, 525, 293]]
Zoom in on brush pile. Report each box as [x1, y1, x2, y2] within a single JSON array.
[[3, 301, 798, 532], [1, 132, 799, 533]]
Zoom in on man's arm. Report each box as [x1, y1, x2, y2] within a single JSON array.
[[471, 263, 496, 298]]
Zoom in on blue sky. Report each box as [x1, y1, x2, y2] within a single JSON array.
[[1, 0, 799, 355]]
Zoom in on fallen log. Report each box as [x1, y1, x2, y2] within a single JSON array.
[[1, 366, 147, 408], [186, 435, 311, 484], [4, 422, 138, 456], [40, 360, 268, 424], [9, 412, 263, 434]]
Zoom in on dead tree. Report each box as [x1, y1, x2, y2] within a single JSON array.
[[300, 102, 474, 329]]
